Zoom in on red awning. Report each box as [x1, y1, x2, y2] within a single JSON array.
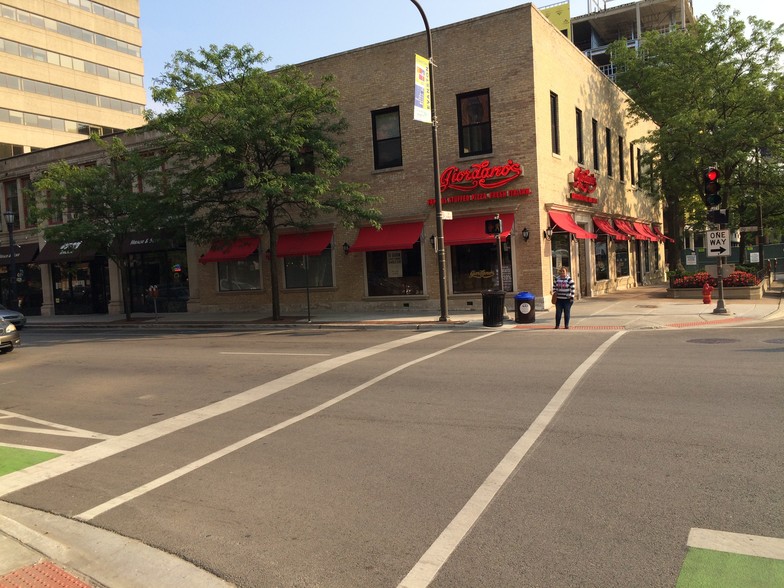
[[652, 224, 675, 243], [548, 210, 597, 239], [276, 230, 333, 257], [199, 237, 260, 264], [634, 222, 660, 242], [614, 219, 649, 240], [592, 217, 627, 240], [349, 221, 424, 252], [443, 213, 514, 246]]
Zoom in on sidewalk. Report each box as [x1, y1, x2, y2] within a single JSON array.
[[24, 281, 784, 332], [3, 282, 783, 588]]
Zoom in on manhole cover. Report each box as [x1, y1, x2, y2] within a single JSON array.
[[636, 304, 658, 308], [687, 338, 739, 344], [764, 339, 784, 345]]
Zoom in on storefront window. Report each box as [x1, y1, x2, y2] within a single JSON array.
[[595, 235, 609, 281], [366, 244, 423, 296], [219, 254, 260, 292], [616, 240, 630, 277], [450, 240, 512, 293], [284, 245, 333, 289], [129, 250, 189, 313], [51, 259, 109, 314], [550, 232, 571, 277], [1, 263, 42, 315]]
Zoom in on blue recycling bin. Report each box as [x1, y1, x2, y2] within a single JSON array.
[[514, 291, 536, 324]]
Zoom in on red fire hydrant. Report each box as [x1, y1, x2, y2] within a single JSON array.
[[702, 282, 713, 304]]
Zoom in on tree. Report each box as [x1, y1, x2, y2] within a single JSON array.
[[610, 4, 784, 270], [147, 44, 381, 320], [30, 135, 182, 320]]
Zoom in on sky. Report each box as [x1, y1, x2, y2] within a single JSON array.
[[139, 0, 784, 109]]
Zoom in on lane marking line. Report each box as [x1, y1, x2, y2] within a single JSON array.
[[0, 442, 69, 454], [688, 528, 784, 560], [0, 425, 110, 439], [0, 410, 112, 439], [76, 331, 499, 521], [398, 330, 627, 588], [0, 331, 446, 498], [219, 352, 331, 356]]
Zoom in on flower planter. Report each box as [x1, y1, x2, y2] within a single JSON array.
[[667, 285, 763, 300]]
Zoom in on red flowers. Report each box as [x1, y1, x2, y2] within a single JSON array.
[[671, 270, 760, 289]]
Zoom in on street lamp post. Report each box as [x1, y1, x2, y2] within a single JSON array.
[[409, 0, 449, 322], [3, 210, 16, 311]]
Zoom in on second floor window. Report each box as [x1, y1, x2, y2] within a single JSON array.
[[550, 92, 560, 155], [605, 127, 613, 177], [576, 108, 584, 165], [457, 89, 492, 157], [592, 119, 599, 170], [372, 107, 402, 170]]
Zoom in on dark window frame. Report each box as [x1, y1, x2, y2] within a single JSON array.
[[591, 118, 599, 170], [605, 127, 613, 177], [575, 108, 584, 165], [550, 92, 560, 155], [457, 89, 492, 158], [371, 106, 403, 170]]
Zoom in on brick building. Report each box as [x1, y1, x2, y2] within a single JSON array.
[[0, 3, 667, 318]]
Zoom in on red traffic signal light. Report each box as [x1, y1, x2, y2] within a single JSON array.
[[703, 167, 721, 207]]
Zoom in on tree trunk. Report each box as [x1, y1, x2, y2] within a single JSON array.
[[663, 195, 684, 272], [267, 219, 281, 321], [118, 257, 132, 321]]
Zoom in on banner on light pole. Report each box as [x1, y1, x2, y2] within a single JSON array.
[[414, 54, 431, 123]]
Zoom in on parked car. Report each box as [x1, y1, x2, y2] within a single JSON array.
[[0, 319, 20, 353], [0, 304, 26, 329]]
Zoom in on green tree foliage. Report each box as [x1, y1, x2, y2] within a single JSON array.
[[30, 135, 182, 320], [610, 4, 784, 268], [147, 44, 381, 320]]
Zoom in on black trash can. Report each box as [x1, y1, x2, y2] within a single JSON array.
[[514, 291, 536, 324], [481, 289, 506, 327]]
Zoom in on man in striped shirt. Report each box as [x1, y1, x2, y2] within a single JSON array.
[[553, 266, 575, 329]]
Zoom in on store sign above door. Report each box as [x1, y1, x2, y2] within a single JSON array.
[[568, 167, 598, 204], [428, 159, 530, 206]]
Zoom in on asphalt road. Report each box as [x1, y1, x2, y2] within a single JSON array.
[[1, 324, 782, 587]]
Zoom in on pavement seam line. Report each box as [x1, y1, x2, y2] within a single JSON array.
[[398, 330, 628, 588]]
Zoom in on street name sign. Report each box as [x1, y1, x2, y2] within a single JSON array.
[[706, 229, 729, 257]]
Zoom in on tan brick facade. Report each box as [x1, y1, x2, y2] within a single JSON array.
[[193, 4, 661, 314]]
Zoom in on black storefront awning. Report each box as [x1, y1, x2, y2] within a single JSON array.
[[35, 241, 96, 264], [122, 233, 180, 254], [0, 243, 39, 265]]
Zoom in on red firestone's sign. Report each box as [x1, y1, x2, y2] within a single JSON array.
[[569, 167, 598, 204], [428, 159, 530, 206]]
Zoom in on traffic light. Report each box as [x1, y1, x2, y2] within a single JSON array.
[[485, 217, 502, 235], [703, 167, 721, 207], [707, 209, 728, 224]]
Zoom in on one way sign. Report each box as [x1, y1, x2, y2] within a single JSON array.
[[706, 229, 729, 257]]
